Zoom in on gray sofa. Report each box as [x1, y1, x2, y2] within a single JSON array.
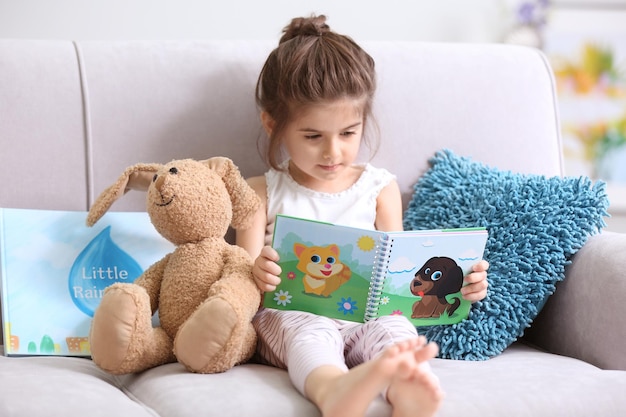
[[1, 40, 625, 417]]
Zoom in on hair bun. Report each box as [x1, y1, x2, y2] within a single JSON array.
[[280, 15, 330, 43]]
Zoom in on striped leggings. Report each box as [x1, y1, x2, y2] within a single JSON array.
[[252, 308, 423, 397]]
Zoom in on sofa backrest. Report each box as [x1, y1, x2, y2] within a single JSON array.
[[0, 40, 563, 347], [1, 40, 563, 213]]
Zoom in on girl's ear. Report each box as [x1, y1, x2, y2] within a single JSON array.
[[260, 111, 275, 136]]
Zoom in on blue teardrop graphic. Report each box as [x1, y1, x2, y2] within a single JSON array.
[[69, 226, 143, 317]]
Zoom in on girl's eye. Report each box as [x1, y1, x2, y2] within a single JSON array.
[[304, 134, 321, 140], [341, 131, 356, 136]]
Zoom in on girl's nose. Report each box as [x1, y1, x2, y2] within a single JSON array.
[[323, 137, 340, 160]]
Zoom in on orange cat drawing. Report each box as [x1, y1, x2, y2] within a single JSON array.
[[293, 243, 352, 297]]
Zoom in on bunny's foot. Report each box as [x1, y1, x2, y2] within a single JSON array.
[[174, 297, 241, 373], [90, 283, 174, 374]]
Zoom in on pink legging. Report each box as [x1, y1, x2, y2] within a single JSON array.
[[252, 308, 422, 396]]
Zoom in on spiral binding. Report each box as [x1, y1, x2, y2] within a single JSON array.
[[364, 235, 393, 321]]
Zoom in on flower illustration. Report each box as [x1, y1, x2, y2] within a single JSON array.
[[273, 290, 292, 306], [287, 271, 297, 280], [337, 297, 358, 315], [380, 296, 390, 305], [391, 310, 403, 316]]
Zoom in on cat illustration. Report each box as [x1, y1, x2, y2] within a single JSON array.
[[293, 243, 351, 297]]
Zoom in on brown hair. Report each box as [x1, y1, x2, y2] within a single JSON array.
[[256, 15, 379, 170]]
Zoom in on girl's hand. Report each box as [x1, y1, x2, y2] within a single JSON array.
[[252, 246, 282, 292], [460, 260, 489, 302]]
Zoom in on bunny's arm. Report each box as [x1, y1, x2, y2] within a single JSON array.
[[207, 245, 261, 316], [134, 253, 172, 314]]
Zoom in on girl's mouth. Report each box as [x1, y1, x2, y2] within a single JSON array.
[[319, 164, 340, 171]]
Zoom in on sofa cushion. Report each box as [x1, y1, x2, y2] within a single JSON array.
[[0, 355, 156, 417], [403, 150, 609, 360]]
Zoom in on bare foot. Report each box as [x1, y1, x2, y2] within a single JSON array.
[[306, 337, 438, 417], [387, 342, 443, 417]]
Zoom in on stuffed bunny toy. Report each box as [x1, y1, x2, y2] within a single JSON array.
[[86, 157, 261, 375]]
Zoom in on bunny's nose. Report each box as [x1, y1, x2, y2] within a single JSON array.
[[153, 166, 178, 190], [154, 174, 166, 189]]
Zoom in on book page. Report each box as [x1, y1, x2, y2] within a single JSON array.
[[0, 208, 174, 356], [265, 215, 385, 322], [374, 229, 488, 326]]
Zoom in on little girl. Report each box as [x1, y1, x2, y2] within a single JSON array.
[[236, 15, 489, 417]]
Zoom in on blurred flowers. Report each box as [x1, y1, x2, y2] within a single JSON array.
[[505, 0, 550, 48], [554, 43, 625, 97], [555, 42, 626, 182], [517, 0, 549, 28], [566, 116, 626, 181]]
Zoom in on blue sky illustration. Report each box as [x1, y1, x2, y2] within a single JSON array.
[[1, 209, 174, 355]]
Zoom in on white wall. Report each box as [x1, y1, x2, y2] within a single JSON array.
[[1, 0, 624, 232], [0, 0, 514, 42]]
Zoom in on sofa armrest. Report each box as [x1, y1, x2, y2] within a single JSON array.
[[524, 231, 626, 370]]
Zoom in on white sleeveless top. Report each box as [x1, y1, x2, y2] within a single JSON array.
[[264, 162, 395, 244]]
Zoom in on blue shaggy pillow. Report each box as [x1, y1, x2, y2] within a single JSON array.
[[403, 149, 609, 360]]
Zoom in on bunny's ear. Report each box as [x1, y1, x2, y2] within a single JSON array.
[[86, 163, 161, 227], [203, 157, 261, 230]]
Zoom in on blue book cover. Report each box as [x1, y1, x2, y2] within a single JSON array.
[[264, 215, 488, 327], [0, 208, 174, 356]]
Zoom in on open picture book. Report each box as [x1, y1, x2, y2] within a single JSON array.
[[264, 215, 489, 327]]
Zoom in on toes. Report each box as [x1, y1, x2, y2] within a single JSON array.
[[413, 341, 439, 362]]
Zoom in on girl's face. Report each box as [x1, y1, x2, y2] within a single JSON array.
[[265, 98, 365, 193]]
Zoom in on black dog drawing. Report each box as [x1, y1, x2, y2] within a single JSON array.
[[410, 256, 464, 319]]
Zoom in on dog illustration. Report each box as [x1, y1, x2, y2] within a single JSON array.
[[410, 256, 464, 319], [294, 243, 351, 297]]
